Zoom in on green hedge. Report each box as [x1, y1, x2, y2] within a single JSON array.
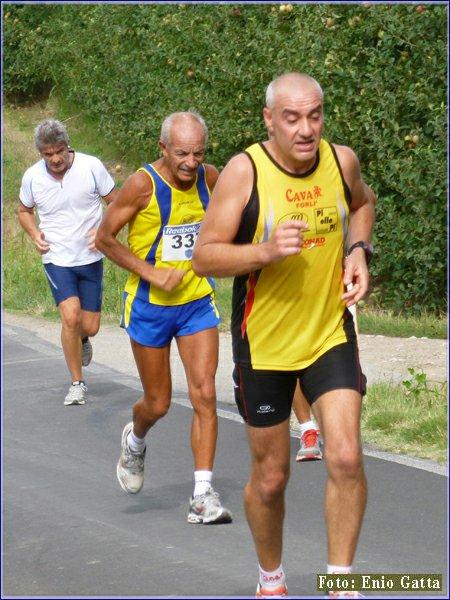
[[3, 3, 447, 314]]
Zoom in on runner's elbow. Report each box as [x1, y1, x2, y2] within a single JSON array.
[[191, 258, 206, 276], [94, 229, 111, 254], [192, 248, 209, 276]]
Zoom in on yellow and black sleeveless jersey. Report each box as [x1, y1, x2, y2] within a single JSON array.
[[124, 163, 214, 306], [232, 139, 355, 370]]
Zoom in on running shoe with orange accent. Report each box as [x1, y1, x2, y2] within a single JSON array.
[[296, 428, 322, 461], [255, 583, 288, 598]]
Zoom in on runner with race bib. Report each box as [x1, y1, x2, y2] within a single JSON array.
[[96, 111, 232, 525]]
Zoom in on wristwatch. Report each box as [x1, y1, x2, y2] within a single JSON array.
[[346, 241, 373, 265]]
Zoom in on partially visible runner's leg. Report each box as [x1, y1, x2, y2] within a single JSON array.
[[116, 340, 171, 494], [177, 327, 232, 524]]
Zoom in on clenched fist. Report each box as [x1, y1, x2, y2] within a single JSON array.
[[150, 267, 186, 292], [34, 231, 50, 254], [262, 220, 309, 265]]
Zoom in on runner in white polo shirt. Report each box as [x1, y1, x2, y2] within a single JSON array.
[[18, 119, 118, 405]]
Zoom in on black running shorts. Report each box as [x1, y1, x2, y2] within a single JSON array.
[[233, 341, 366, 428]]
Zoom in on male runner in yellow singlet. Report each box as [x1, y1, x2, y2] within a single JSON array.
[[96, 112, 232, 524], [193, 73, 376, 595]]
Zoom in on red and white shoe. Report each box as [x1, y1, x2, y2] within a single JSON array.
[[256, 583, 288, 598], [296, 428, 323, 461]]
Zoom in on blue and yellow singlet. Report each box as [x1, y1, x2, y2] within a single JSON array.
[[124, 163, 214, 306]]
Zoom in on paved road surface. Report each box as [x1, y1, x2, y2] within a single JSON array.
[[2, 322, 447, 598]]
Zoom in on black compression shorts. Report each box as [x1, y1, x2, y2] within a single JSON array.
[[233, 341, 366, 428]]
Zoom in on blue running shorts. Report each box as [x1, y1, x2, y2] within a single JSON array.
[[122, 292, 221, 347], [43, 259, 103, 312]]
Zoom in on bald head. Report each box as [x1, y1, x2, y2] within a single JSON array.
[[265, 73, 323, 110], [160, 111, 208, 146]]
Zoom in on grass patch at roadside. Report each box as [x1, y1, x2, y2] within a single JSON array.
[[362, 371, 447, 464], [214, 278, 233, 332], [358, 308, 447, 340]]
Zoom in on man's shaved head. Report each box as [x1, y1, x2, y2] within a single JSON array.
[[265, 73, 323, 109]]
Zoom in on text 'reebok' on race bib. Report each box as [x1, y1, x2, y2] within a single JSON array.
[[161, 222, 201, 261]]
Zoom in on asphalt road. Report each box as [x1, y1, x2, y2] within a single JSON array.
[[2, 322, 448, 598]]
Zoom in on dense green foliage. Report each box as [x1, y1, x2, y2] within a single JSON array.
[[3, 3, 447, 314]]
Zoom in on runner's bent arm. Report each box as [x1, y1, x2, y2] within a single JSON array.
[[193, 154, 308, 277], [95, 171, 185, 292], [335, 144, 377, 306], [17, 203, 50, 254]]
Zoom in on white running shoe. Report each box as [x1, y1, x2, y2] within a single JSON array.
[[187, 486, 232, 524], [116, 422, 146, 494], [64, 382, 87, 405], [81, 338, 93, 367]]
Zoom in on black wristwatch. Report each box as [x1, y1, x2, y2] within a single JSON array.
[[346, 241, 373, 265]]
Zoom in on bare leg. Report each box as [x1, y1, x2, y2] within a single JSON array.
[[80, 309, 101, 338], [130, 339, 172, 437], [314, 389, 367, 565], [244, 419, 291, 571], [176, 327, 218, 470], [292, 381, 311, 423], [58, 296, 83, 381]]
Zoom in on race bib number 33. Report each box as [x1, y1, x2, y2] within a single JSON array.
[[161, 222, 201, 261]]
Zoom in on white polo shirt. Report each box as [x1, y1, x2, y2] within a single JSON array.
[[20, 151, 115, 267]]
